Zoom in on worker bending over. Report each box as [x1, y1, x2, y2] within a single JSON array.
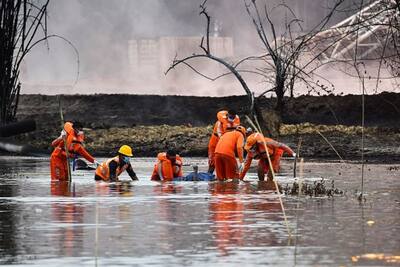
[[151, 150, 183, 181], [214, 126, 246, 180], [50, 121, 96, 181], [240, 132, 295, 181], [208, 110, 240, 173], [95, 145, 138, 182]]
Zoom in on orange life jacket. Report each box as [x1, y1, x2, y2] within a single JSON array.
[[51, 122, 94, 163], [213, 110, 240, 137], [95, 156, 129, 181], [152, 152, 183, 181]]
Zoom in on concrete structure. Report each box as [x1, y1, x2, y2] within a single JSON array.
[[128, 36, 234, 91]]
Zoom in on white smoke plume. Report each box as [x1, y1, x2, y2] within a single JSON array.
[[21, 0, 399, 96]]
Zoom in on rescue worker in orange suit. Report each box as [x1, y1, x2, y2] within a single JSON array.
[[95, 145, 138, 182], [240, 132, 295, 181], [50, 121, 97, 181], [214, 126, 246, 180], [208, 110, 240, 173], [151, 150, 183, 181]]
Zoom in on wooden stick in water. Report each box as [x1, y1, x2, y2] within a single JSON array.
[[299, 158, 304, 196], [316, 129, 344, 162], [293, 138, 302, 178], [58, 96, 72, 183], [245, 115, 292, 239]]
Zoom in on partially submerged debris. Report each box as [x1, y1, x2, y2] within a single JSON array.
[[283, 179, 344, 197]]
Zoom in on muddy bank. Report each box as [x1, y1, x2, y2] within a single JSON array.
[[10, 93, 400, 160], [85, 123, 399, 161], [16, 92, 400, 128], [10, 123, 400, 162]]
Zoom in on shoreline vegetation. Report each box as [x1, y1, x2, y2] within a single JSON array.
[[8, 92, 400, 162]]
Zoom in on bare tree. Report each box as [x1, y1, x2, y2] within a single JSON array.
[[0, 0, 49, 124], [166, 0, 347, 118], [243, 0, 357, 112], [166, 1, 255, 111]]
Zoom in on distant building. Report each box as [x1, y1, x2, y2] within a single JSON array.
[[128, 36, 234, 91]]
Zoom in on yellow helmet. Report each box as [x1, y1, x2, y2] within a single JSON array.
[[118, 145, 133, 157]]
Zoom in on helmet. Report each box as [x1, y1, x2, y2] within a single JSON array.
[[64, 122, 74, 135], [118, 145, 133, 157], [244, 133, 262, 151], [235, 125, 246, 136]]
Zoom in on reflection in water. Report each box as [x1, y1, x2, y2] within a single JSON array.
[[209, 181, 283, 255], [95, 181, 134, 197], [50, 182, 84, 256], [152, 183, 184, 253], [0, 158, 399, 266], [209, 182, 244, 255], [351, 253, 400, 264]]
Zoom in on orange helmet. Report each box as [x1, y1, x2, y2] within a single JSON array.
[[235, 125, 246, 136], [63, 122, 74, 135], [244, 132, 263, 151]]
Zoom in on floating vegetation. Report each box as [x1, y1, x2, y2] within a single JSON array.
[[387, 166, 400, 171], [283, 179, 344, 197]]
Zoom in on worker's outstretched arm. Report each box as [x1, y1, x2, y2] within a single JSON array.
[[239, 153, 253, 179], [126, 164, 138, 181], [157, 162, 164, 180], [237, 135, 244, 163], [75, 145, 95, 163], [280, 144, 295, 157], [51, 137, 63, 147]]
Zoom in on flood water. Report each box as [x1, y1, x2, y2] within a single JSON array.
[[0, 156, 398, 266]]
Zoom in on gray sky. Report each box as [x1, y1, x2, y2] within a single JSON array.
[[22, 0, 374, 95]]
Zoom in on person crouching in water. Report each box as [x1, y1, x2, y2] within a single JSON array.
[[95, 145, 138, 182], [151, 150, 183, 181], [214, 126, 246, 180], [50, 121, 97, 181], [240, 132, 295, 181]]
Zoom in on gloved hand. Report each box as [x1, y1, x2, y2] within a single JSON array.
[[60, 130, 66, 138], [238, 162, 244, 173], [292, 153, 297, 158]]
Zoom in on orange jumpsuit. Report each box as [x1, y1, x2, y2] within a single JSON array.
[[151, 152, 183, 181], [50, 122, 94, 181], [208, 111, 240, 170], [214, 130, 244, 180], [240, 133, 294, 179]]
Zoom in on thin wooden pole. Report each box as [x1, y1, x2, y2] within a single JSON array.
[[245, 115, 292, 239], [293, 138, 302, 178], [95, 198, 99, 267], [316, 129, 344, 162], [58, 96, 72, 183]]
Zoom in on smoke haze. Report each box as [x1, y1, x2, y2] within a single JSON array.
[[21, 0, 398, 96]]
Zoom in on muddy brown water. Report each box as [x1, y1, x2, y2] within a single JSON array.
[[0, 156, 398, 266]]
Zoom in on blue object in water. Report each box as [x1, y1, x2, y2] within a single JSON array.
[[174, 172, 215, 181]]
